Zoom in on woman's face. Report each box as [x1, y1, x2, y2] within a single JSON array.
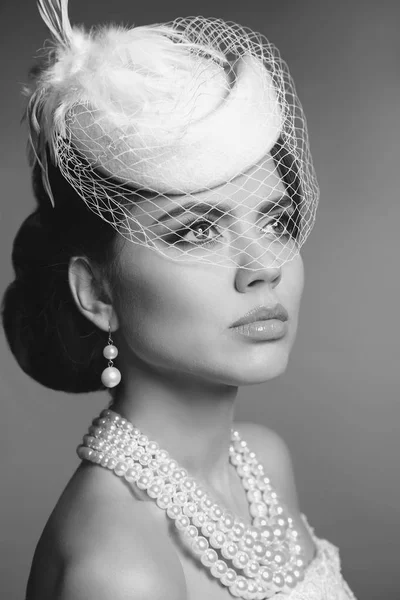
[[111, 155, 304, 386]]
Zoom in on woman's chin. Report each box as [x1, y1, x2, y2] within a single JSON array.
[[218, 351, 290, 386]]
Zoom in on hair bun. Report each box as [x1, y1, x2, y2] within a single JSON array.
[[1, 164, 116, 393]]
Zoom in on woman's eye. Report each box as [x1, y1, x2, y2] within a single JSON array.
[[180, 220, 219, 245], [162, 219, 221, 247]]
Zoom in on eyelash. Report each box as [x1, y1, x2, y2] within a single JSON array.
[[164, 212, 296, 248]]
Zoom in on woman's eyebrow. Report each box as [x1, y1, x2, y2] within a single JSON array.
[[150, 194, 293, 225]]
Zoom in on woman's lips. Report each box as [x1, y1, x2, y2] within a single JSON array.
[[231, 319, 288, 340], [230, 303, 288, 328]]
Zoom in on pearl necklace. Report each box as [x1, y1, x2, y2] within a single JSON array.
[[77, 409, 306, 599]]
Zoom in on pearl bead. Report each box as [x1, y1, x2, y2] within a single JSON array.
[[246, 579, 258, 594], [221, 568, 237, 586], [152, 476, 164, 487], [272, 527, 285, 541], [243, 560, 259, 578], [139, 453, 151, 466], [175, 515, 190, 530], [114, 461, 127, 476], [184, 525, 198, 539], [163, 483, 175, 496], [137, 475, 151, 489], [274, 515, 289, 529], [201, 548, 218, 567], [253, 542, 266, 559], [272, 550, 285, 565], [125, 464, 142, 480], [246, 451, 257, 464], [272, 573, 285, 587], [147, 441, 159, 453], [192, 536, 209, 554], [158, 463, 170, 476], [232, 551, 249, 569], [77, 446, 94, 460], [242, 476, 257, 490], [219, 511, 235, 531], [221, 541, 238, 559], [256, 476, 271, 490], [250, 502, 268, 517], [293, 568, 305, 582], [173, 491, 188, 506], [201, 521, 216, 537], [210, 504, 223, 520], [156, 494, 171, 509], [247, 489, 262, 503], [192, 512, 207, 527], [103, 344, 118, 360], [211, 560, 228, 578], [181, 477, 195, 492], [209, 531, 226, 549], [166, 505, 181, 519], [106, 456, 118, 469], [201, 496, 213, 511], [230, 453, 243, 466], [233, 576, 248, 593], [183, 502, 198, 518], [248, 526, 262, 541], [284, 570, 297, 588], [240, 533, 255, 550], [237, 464, 252, 477], [193, 486, 206, 500], [147, 484, 162, 498], [131, 449, 144, 460], [234, 440, 247, 452], [232, 522, 246, 539], [101, 366, 121, 388], [171, 469, 185, 484], [259, 566, 273, 583]]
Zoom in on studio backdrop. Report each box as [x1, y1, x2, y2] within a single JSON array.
[[0, 1, 399, 599]]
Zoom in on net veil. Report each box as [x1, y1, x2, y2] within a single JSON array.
[[26, 0, 319, 270]]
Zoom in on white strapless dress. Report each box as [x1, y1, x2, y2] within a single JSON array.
[[278, 513, 357, 599]]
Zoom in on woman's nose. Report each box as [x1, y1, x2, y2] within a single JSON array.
[[233, 238, 282, 291]]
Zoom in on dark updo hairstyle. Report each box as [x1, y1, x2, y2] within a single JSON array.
[[1, 159, 121, 393], [1, 136, 302, 393]]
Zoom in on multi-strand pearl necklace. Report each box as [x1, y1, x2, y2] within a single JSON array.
[[77, 409, 306, 599]]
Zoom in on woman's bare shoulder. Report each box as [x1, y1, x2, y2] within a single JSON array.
[[26, 462, 187, 600]]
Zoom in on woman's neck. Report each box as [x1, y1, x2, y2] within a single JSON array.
[[110, 359, 239, 497]]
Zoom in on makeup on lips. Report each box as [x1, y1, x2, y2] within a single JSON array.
[[230, 304, 288, 340]]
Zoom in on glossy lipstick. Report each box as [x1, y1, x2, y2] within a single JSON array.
[[230, 304, 288, 340]]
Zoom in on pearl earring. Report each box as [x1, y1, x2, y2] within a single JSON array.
[[101, 325, 121, 388]]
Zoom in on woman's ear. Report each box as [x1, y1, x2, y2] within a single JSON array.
[[68, 256, 119, 333]]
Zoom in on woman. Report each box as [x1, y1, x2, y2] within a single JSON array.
[[2, 1, 357, 599]]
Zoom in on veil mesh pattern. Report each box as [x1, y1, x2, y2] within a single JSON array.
[[31, 12, 320, 270]]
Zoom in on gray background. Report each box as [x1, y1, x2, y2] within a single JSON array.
[[1, 0, 399, 598]]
